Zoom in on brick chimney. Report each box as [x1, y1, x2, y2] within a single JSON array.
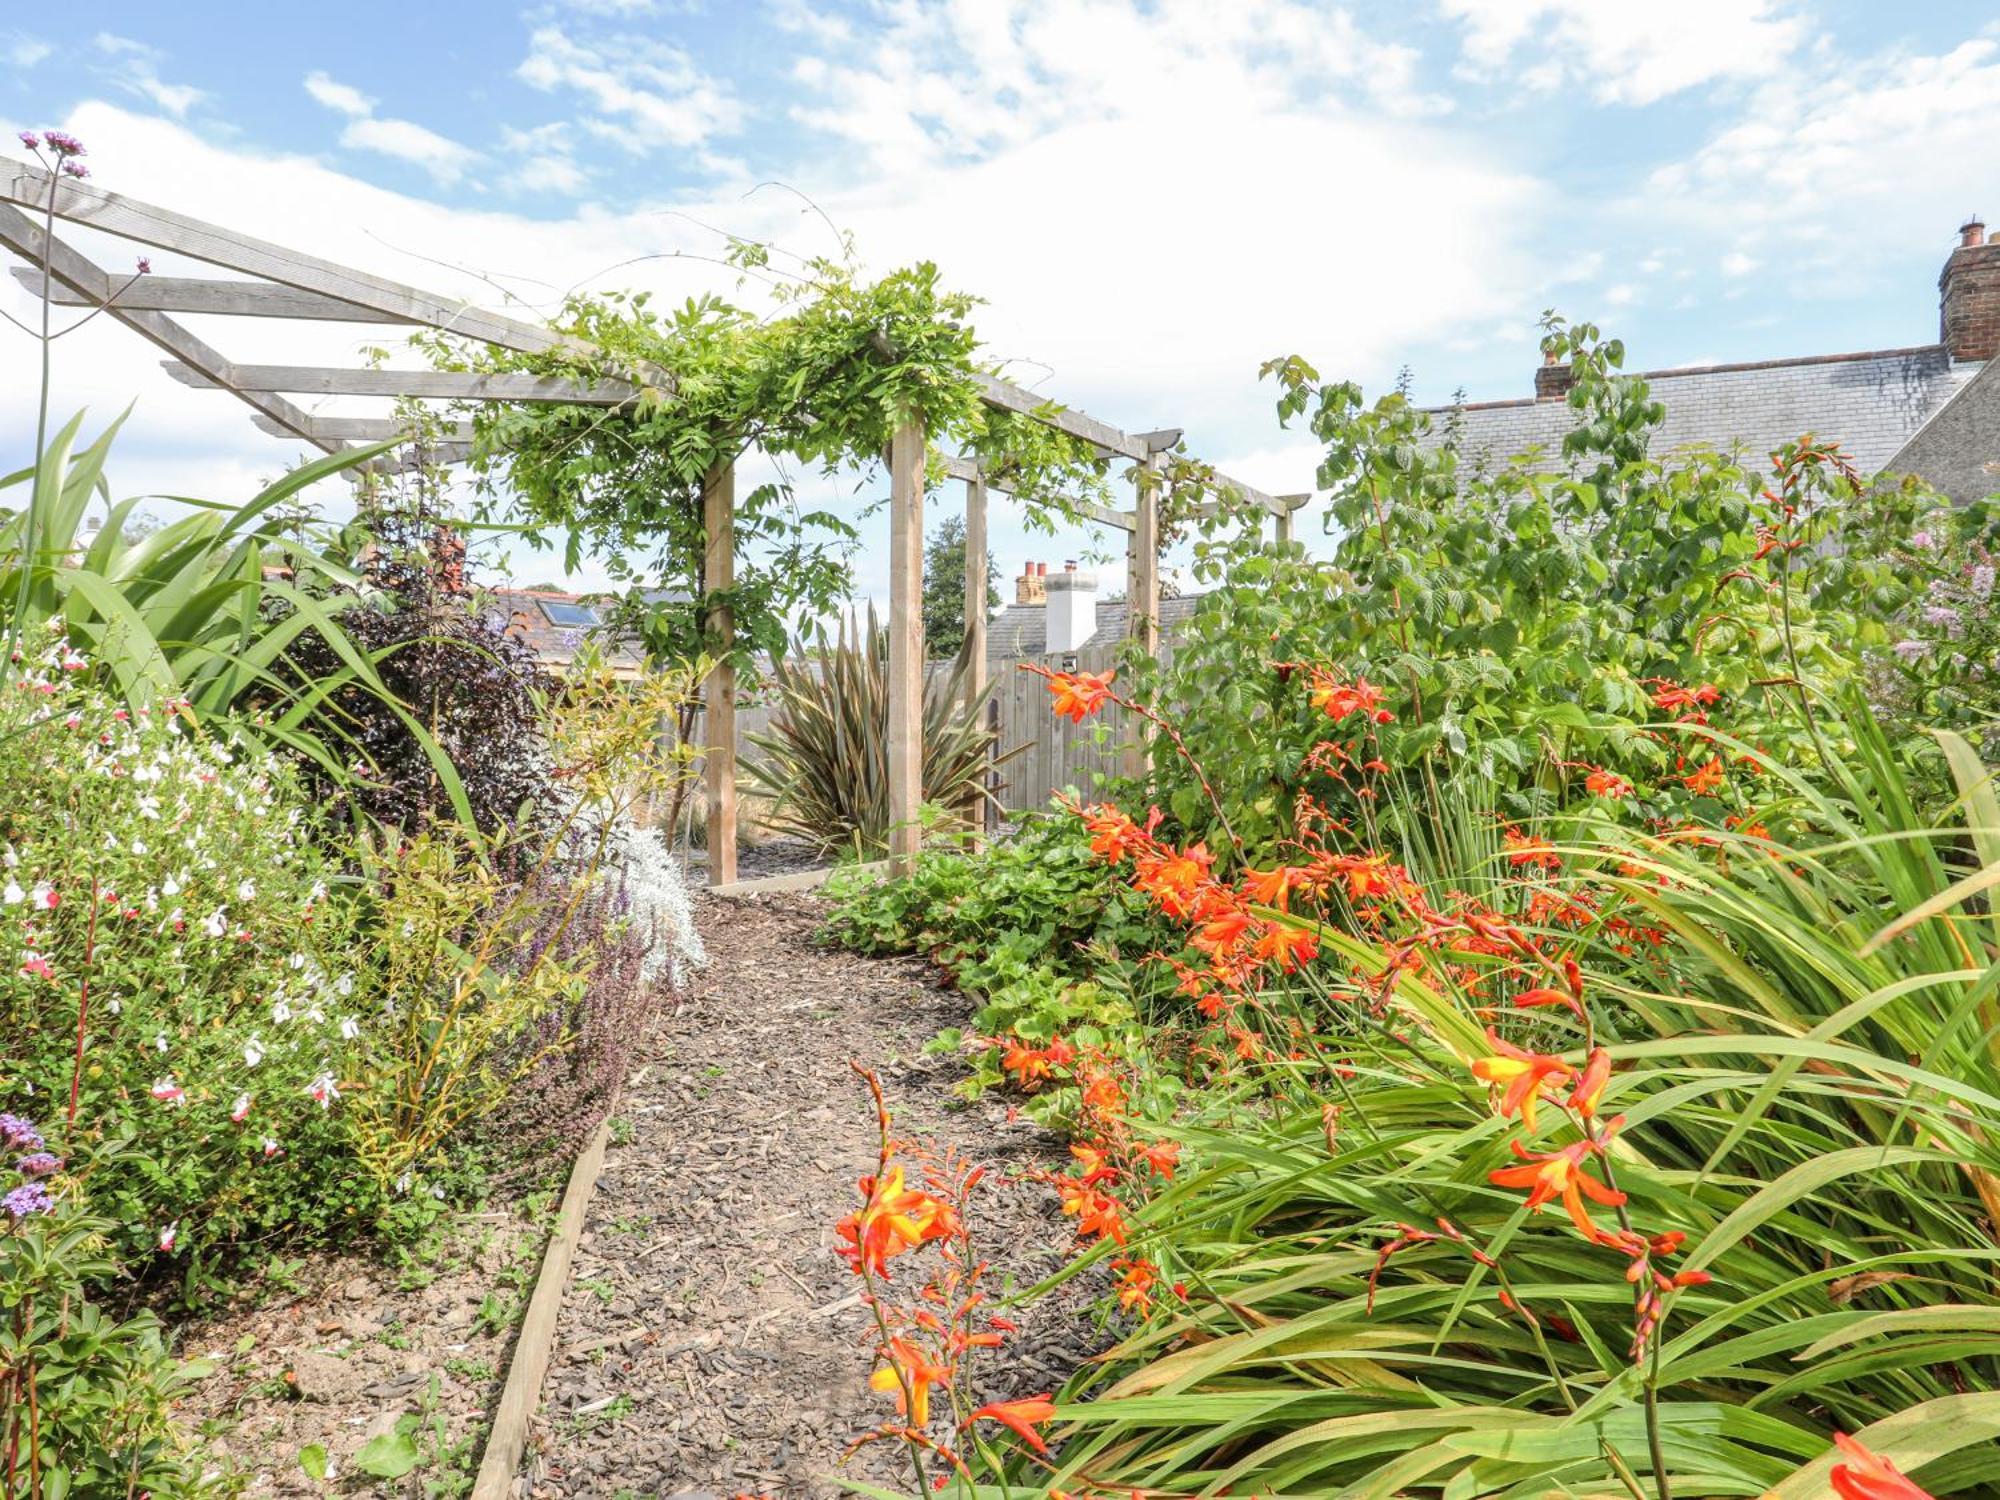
[[430, 525, 467, 595], [1045, 561, 1097, 655], [1942, 215, 2000, 363], [1534, 349, 1573, 399], [1015, 559, 1046, 606]]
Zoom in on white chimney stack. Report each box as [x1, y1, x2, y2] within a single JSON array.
[[1045, 561, 1097, 655]]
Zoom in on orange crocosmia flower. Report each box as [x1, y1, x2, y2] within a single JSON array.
[[1512, 985, 1585, 1022], [1830, 1433, 1937, 1500], [1681, 757, 1727, 797], [1069, 1141, 1118, 1186], [1470, 1030, 1574, 1133], [1083, 804, 1143, 863], [966, 1395, 1058, 1455], [1308, 670, 1395, 725], [1135, 842, 1214, 917], [1141, 1140, 1180, 1180], [1057, 1178, 1128, 1244], [1252, 920, 1319, 972], [836, 1164, 949, 1276], [1584, 766, 1632, 799], [1047, 668, 1116, 722], [1080, 1068, 1127, 1116], [868, 1337, 951, 1426], [1503, 828, 1562, 871], [1241, 864, 1308, 911], [1113, 1257, 1159, 1315], [1191, 905, 1253, 957], [1489, 1137, 1627, 1241], [1000, 1041, 1055, 1086], [1568, 1047, 1612, 1118], [1650, 680, 1721, 717]]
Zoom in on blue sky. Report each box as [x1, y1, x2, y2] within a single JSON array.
[[5, 0, 2000, 607]]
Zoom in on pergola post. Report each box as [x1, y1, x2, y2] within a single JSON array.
[[887, 420, 926, 876], [702, 459, 737, 889], [1121, 452, 1163, 781], [963, 471, 988, 706]]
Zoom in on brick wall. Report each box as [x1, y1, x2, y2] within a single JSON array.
[[1942, 238, 2000, 363]]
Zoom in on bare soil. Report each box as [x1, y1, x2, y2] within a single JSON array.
[[517, 890, 1104, 1500]]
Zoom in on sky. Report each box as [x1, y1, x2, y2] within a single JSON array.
[[4, 0, 1999, 615]]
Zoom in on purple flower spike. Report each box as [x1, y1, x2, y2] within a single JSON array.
[[3, 1182, 52, 1218], [136, 256, 152, 275], [60, 160, 88, 180], [17, 131, 39, 150], [0, 1114, 42, 1153], [18, 1153, 61, 1178]]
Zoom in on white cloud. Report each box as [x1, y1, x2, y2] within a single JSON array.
[[1720, 251, 1758, 277], [302, 71, 479, 185], [93, 32, 205, 118], [6, 34, 51, 68], [304, 71, 373, 118], [502, 124, 591, 195], [516, 25, 742, 152], [1645, 38, 2000, 292], [339, 118, 481, 186], [1440, 0, 1804, 105]]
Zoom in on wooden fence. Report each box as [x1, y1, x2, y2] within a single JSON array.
[[694, 642, 1165, 824]]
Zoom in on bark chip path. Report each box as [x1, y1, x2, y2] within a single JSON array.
[[517, 889, 1103, 1499]]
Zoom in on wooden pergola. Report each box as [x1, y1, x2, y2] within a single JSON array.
[[1, 162, 1308, 883]]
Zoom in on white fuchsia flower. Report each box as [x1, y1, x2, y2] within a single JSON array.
[[153, 1032, 169, 1053], [338, 1016, 360, 1041], [150, 1077, 185, 1107], [305, 1072, 338, 1109], [2, 880, 20, 905], [230, 1092, 251, 1123], [271, 998, 292, 1025], [261, 1137, 282, 1159], [201, 908, 226, 938], [30, 883, 55, 911], [158, 1222, 178, 1252], [236, 878, 256, 901], [243, 1036, 265, 1067]]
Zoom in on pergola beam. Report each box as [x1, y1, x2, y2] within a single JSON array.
[[163, 362, 636, 405], [12, 267, 417, 324], [938, 453, 1135, 533], [0, 204, 337, 454], [251, 414, 477, 444], [3, 164, 563, 356]]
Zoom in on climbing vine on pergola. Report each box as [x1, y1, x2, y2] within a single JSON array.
[[0, 159, 1308, 884]]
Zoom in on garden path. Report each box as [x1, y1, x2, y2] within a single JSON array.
[[515, 889, 1103, 1499]]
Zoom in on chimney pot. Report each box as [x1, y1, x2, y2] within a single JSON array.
[[1045, 567, 1098, 655], [1015, 561, 1046, 606], [1534, 353, 1573, 399], [1942, 216, 2000, 362]]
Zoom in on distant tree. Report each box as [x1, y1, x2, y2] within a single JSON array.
[[922, 514, 999, 659]]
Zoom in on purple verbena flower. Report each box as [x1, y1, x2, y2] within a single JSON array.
[[17, 1153, 60, 1178], [60, 160, 88, 180], [0, 1114, 42, 1153], [41, 130, 84, 157], [3, 1182, 52, 1218], [136, 256, 152, 275], [17, 131, 39, 151]]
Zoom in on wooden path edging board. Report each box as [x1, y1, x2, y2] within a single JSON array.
[[470, 1112, 613, 1500]]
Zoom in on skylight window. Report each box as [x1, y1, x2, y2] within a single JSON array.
[[538, 600, 599, 628]]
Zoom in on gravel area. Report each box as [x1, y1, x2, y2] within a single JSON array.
[[517, 890, 1107, 1500]]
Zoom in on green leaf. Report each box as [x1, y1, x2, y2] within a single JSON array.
[[352, 1429, 421, 1479], [298, 1443, 329, 1481]]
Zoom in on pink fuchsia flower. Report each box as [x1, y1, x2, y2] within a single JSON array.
[[30, 882, 56, 910], [149, 1077, 185, 1107], [305, 1073, 338, 1109], [262, 1137, 282, 1159], [158, 1222, 178, 1252], [230, 1092, 252, 1124], [20, 952, 54, 981]]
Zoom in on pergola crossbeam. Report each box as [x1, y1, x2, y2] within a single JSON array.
[[12, 268, 418, 324], [3, 165, 563, 356], [250, 414, 477, 444], [163, 363, 636, 405], [0, 204, 336, 454]]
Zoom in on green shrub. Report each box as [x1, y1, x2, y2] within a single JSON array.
[[0, 631, 375, 1273], [2, 1130, 216, 1499]]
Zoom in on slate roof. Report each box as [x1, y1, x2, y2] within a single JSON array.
[[985, 594, 1205, 658], [1425, 345, 1989, 496]]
